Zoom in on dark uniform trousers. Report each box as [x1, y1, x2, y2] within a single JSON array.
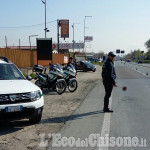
[[103, 82, 113, 110]]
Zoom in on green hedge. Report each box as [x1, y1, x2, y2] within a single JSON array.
[[142, 60, 150, 64], [30, 73, 36, 79]]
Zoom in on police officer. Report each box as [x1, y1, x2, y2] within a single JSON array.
[[102, 52, 118, 112]]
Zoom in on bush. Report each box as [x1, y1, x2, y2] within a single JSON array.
[[142, 60, 150, 63], [23, 73, 27, 78], [30, 73, 36, 79]]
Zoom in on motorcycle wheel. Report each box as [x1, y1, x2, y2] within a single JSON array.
[[35, 80, 43, 90], [68, 80, 78, 93], [56, 80, 66, 95]]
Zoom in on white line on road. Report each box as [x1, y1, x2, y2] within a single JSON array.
[[98, 95, 112, 150], [128, 64, 150, 77]]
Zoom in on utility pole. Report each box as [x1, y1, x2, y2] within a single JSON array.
[[84, 16, 92, 52], [45, 0, 46, 38], [41, 0, 48, 38], [57, 19, 60, 53], [72, 23, 75, 56], [72, 23, 80, 58]]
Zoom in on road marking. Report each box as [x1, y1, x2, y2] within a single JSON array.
[[98, 95, 112, 150], [128, 64, 150, 78]]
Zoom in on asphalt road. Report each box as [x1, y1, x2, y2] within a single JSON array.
[[47, 61, 149, 150]]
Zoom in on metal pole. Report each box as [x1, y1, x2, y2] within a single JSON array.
[[73, 23, 74, 55], [84, 16, 92, 52], [5, 36, 7, 48], [29, 36, 31, 50], [45, 0, 46, 38], [84, 17, 85, 47], [19, 39, 20, 49], [57, 19, 60, 53]]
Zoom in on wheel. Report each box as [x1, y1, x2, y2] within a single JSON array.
[[68, 80, 78, 92], [83, 68, 87, 72], [35, 80, 43, 90], [29, 114, 42, 124], [56, 80, 66, 95], [93, 69, 96, 72]]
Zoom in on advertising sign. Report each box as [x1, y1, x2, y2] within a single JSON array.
[[84, 36, 93, 42], [121, 50, 125, 53], [116, 49, 120, 53], [37, 38, 52, 60], [53, 43, 84, 50], [61, 20, 69, 38], [64, 56, 68, 64]]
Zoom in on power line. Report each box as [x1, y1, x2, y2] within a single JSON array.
[[0, 20, 57, 30]]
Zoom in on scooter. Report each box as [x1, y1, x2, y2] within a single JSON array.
[[56, 63, 78, 92], [33, 65, 66, 95]]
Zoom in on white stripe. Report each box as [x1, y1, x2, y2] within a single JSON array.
[[128, 65, 150, 78], [98, 95, 112, 150]]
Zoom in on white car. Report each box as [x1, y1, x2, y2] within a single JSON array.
[[0, 57, 44, 123]]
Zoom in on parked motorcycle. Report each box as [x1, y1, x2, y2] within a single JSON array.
[[33, 65, 66, 95], [56, 64, 78, 92]]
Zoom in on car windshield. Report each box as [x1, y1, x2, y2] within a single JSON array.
[[84, 61, 94, 67], [0, 64, 25, 80]]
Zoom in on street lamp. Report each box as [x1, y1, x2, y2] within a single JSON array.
[[84, 16, 92, 51], [72, 23, 81, 56], [29, 35, 38, 50], [41, 0, 49, 38]]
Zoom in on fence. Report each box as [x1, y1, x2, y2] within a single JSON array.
[[0, 48, 69, 68]]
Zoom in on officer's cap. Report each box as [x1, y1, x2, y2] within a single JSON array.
[[108, 52, 116, 57]]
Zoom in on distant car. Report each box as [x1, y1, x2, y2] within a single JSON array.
[[75, 61, 96, 72], [138, 60, 143, 64], [127, 59, 131, 62]]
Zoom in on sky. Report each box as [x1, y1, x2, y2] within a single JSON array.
[[1, 0, 150, 54]]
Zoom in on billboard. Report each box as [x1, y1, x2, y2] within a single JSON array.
[[61, 20, 69, 38], [64, 56, 68, 64], [53, 43, 84, 50], [116, 49, 120, 53], [37, 38, 52, 60], [84, 36, 93, 42]]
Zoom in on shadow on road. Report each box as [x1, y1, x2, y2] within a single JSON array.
[[42, 89, 59, 95], [0, 120, 32, 136], [0, 111, 104, 136], [41, 110, 104, 124]]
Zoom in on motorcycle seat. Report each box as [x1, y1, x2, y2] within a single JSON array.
[[39, 73, 48, 78]]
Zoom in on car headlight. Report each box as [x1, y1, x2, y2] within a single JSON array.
[[30, 90, 42, 101]]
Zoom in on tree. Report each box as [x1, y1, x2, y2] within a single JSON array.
[[97, 51, 105, 58], [145, 39, 150, 50]]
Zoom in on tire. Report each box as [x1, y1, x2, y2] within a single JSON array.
[[56, 80, 66, 95], [29, 114, 42, 124], [68, 80, 78, 92], [93, 69, 96, 72], [83, 68, 87, 72]]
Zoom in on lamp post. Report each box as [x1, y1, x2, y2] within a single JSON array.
[[29, 35, 38, 50], [84, 16, 92, 51], [41, 0, 49, 38], [72, 23, 80, 57]]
